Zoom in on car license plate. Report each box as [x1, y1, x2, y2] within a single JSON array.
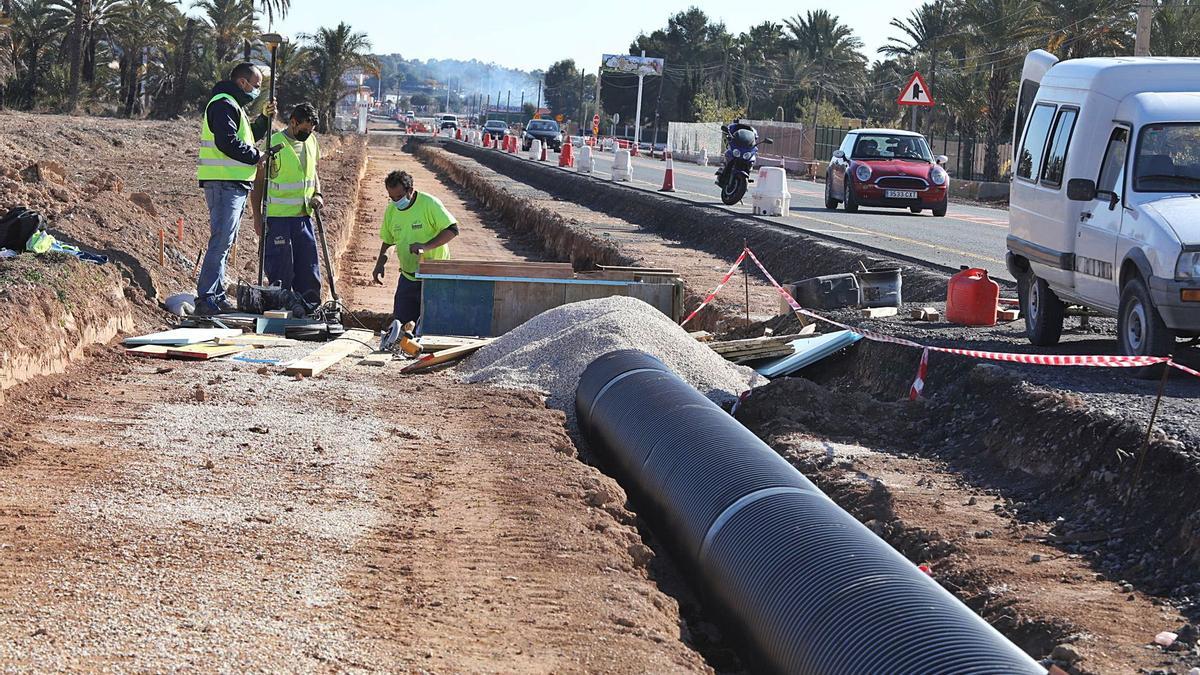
[[885, 190, 918, 199]]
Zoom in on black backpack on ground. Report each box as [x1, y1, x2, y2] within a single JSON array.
[[0, 207, 47, 251]]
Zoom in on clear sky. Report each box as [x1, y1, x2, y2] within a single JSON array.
[[270, 0, 926, 73]]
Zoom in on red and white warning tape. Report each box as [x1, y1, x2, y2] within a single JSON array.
[[681, 250, 749, 327], [695, 246, 1200, 385]]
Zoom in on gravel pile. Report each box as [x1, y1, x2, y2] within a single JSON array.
[[458, 296, 765, 429]]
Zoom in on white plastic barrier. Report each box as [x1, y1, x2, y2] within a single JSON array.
[[611, 149, 633, 182], [751, 167, 791, 216], [699, 148, 709, 167], [529, 139, 543, 161], [577, 145, 595, 174]]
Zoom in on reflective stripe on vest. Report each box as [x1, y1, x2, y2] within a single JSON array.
[[265, 130, 319, 217], [197, 93, 256, 182]]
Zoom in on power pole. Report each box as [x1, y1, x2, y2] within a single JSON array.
[[506, 90, 511, 123], [1135, 0, 1155, 56], [536, 80, 542, 112]]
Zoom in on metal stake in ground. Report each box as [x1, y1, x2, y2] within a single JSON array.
[[256, 32, 288, 285], [312, 204, 340, 307], [1124, 362, 1172, 513], [744, 239, 750, 324]]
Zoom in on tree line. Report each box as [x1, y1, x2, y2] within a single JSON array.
[[541, 3, 1200, 179], [0, 0, 375, 131]]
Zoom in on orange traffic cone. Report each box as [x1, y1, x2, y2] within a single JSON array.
[[659, 152, 676, 192], [483, 133, 492, 148], [455, 127, 462, 141], [630, 142, 639, 157], [559, 141, 574, 167], [539, 144, 548, 162]]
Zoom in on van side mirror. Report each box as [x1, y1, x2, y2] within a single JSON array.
[[1067, 178, 1097, 201], [936, 154, 948, 166], [833, 150, 845, 160]]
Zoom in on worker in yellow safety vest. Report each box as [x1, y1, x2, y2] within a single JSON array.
[[250, 102, 323, 305], [372, 170, 459, 324], [195, 62, 274, 315]]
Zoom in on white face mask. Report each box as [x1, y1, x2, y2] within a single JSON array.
[[393, 195, 412, 209]]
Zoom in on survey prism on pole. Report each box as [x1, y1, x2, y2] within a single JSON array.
[[897, 72, 935, 107]]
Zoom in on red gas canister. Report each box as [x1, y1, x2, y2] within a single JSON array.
[[946, 268, 1000, 326]]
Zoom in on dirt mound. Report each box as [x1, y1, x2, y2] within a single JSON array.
[[459, 296, 764, 432], [0, 111, 366, 396]]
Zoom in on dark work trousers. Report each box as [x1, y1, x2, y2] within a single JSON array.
[[263, 215, 321, 305], [393, 275, 422, 325]]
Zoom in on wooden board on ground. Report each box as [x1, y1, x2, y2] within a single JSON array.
[[911, 307, 941, 321], [688, 331, 713, 342], [124, 328, 242, 346], [709, 336, 793, 354], [400, 342, 490, 374], [284, 329, 373, 377], [125, 345, 172, 359], [420, 259, 575, 279], [861, 307, 898, 318], [418, 335, 494, 351], [166, 343, 249, 361], [218, 334, 293, 347]]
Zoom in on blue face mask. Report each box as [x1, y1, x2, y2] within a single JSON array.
[[248, 87, 261, 100], [393, 196, 411, 209]]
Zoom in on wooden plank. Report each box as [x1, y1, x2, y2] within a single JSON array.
[[400, 342, 490, 373], [596, 265, 676, 273], [263, 310, 292, 319], [688, 331, 713, 342], [284, 329, 373, 377], [417, 336, 492, 351], [709, 336, 793, 353], [166, 344, 249, 361], [997, 308, 1021, 321], [124, 328, 242, 346], [910, 307, 941, 321], [125, 345, 172, 359], [861, 307, 898, 318], [420, 259, 575, 279], [218, 334, 293, 347], [492, 280, 566, 335]]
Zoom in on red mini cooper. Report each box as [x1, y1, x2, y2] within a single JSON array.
[[824, 129, 949, 217]]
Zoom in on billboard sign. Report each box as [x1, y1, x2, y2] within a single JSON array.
[[601, 54, 665, 77]]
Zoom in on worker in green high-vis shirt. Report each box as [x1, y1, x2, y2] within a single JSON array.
[[372, 170, 459, 324]]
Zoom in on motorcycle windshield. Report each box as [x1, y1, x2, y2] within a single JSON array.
[[732, 129, 756, 148]]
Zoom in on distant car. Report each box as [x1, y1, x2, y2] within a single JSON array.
[[439, 114, 458, 130], [483, 120, 509, 139], [825, 128, 949, 217], [522, 119, 562, 151], [405, 110, 416, 121]]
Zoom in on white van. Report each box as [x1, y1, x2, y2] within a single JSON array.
[[1006, 50, 1200, 362]]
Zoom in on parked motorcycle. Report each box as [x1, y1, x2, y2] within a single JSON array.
[[715, 123, 773, 205]]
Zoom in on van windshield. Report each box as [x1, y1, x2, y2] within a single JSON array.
[[852, 134, 933, 162], [1134, 124, 1200, 192]]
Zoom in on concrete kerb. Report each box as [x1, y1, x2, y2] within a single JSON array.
[[425, 137, 986, 302]]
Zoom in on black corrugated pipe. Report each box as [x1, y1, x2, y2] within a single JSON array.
[[577, 350, 1045, 675]]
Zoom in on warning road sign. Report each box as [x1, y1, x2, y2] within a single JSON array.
[[897, 72, 935, 107]]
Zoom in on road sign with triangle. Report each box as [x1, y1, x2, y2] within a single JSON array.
[[897, 72, 935, 107]]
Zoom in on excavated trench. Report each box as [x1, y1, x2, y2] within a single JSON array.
[[410, 137, 1200, 671]]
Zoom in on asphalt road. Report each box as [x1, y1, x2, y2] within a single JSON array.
[[552, 147, 1014, 281]]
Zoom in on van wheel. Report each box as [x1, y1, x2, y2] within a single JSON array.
[[1118, 277, 1174, 377], [1021, 274, 1064, 346], [843, 178, 859, 213], [824, 174, 838, 210]]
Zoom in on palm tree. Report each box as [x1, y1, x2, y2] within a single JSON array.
[[192, 0, 257, 65], [9, 0, 68, 107], [1040, 0, 1132, 58], [302, 22, 373, 132], [879, 1, 957, 131], [955, 0, 1042, 179], [109, 0, 173, 115], [1151, 0, 1200, 55], [254, 0, 284, 29], [783, 10, 867, 130]]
